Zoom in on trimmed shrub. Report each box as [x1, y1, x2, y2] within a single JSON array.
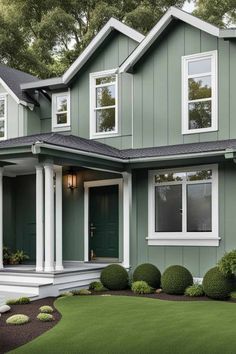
[[133, 263, 161, 289], [37, 313, 54, 322], [203, 267, 232, 300], [71, 289, 91, 295], [131, 281, 153, 294], [161, 265, 193, 295], [185, 284, 204, 297], [6, 297, 30, 305], [59, 292, 73, 297], [39, 305, 54, 313], [6, 314, 29, 325], [100, 264, 129, 290], [89, 281, 107, 292], [218, 249, 236, 275]]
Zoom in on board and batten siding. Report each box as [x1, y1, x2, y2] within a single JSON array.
[[130, 161, 236, 278], [132, 22, 236, 148], [70, 32, 138, 149]]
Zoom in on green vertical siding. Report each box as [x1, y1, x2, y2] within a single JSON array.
[[131, 161, 236, 277]]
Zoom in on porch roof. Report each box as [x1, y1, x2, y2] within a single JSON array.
[[0, 133, 236, 163]]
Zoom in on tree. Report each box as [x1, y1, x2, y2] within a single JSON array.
[[193, 0, 236, 28], [0, 0, 185, 78]]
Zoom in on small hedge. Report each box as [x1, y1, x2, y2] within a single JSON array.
[[6, 314, 29, 325], [39, 305, 54, 313], [6, 297, 30, 305], [131, 281, 153, 294], [71, 289, 91, 295], [203, 267, 232, 300], [185, 284, 204, 297], [37, 313, 54, 322], [161, 265, 193, 295], [89, 281, 107, 292], [133, 263, 161, 289], [100, 264, 129, 290]]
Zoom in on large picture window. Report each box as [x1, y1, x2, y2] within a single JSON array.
[[90, 69, 118, 138], [182, 51, 217, 134], [0, 94, 7, 140], [148, 165, 219, 246]]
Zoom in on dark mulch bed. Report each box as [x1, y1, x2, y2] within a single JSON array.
[[0, 297, 61, 354]]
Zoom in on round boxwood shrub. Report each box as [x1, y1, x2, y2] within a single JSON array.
[[37, 313, 54, 322], [6, 314, 30, 325], [202, 267, 232, 300], [100, 264, 129, 290], [39, 305, 54, 314], [161, 265, 193, 295], [133, 263, 161, 289]]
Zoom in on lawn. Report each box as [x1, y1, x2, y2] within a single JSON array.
[[10, 295, 236, 354]]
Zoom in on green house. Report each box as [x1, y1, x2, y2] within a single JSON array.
[[0, 7, 236, 297]]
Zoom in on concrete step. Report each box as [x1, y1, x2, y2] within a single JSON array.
[[0, 280, 53, 295]]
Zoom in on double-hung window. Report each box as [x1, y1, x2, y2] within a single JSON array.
[[182, 51, 217, 134], [90, 69, 118, 138], [148, 165, 219, 246], [52, 91, 70, 131], [0, 94, 7, 140]]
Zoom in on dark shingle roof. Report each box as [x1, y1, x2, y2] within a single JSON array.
[[0, 65, 39, 104], [0, 133, 235, 161]]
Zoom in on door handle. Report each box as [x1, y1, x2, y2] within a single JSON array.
[[90, 224, 96, 237]]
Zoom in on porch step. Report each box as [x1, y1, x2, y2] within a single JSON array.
[[0, 280, 53, 295]]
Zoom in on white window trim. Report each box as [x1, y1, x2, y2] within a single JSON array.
[[0, 93, 7, 141], [90, 69, 118, 139], [52, 90, 71, 131], [182, 50, 218, 135], [148, 164, 220, 246]]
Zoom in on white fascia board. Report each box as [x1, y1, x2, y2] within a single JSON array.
[[63, 18, 144, 84], [21, 77, 63, 90], [0, 78, 20, 104], [120, 6, 221, 73]]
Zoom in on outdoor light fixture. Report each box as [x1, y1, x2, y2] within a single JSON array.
[[67, 172, 77, 189]]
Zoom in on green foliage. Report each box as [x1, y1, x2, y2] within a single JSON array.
[[59, 292, 73, 297], [185, 284, 204, 297], [218, 249, 236, 276], [161, 265, 193, 295], [133, 263, 161, 289], [3, 247, 29, 265], [71, 289, 91, 296], [3, 246, 11, 264], [100, 264, 129, 290], [39, 305, 54, 313], [203, 267, 233, 300], [0, 0, 185, 78], [37, 313, 54, 322], [6, 314, 29, 325], [131, 281, 153, 294], [6, 297, 30, 305], [89, 281, 107, 292]]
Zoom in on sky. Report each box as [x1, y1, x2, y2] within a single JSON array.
[[183, 1, 195, 13]]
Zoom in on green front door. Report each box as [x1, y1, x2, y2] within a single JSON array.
[[89, 185, 119, 260]]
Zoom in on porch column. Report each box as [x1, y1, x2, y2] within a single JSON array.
[[55, 166, 63, 271], [44, 163, 55, 272], [122, 172, 131, 269], [0, 167, 3, 269], [36, 165, 44, 272]]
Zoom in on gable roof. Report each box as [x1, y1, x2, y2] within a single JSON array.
[[119, 6, 236, 73], [21, 18, 144, 91], [0, 64, 39, 105]]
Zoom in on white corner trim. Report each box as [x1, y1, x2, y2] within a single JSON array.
[[181, 50, 218, 135], [119, 6, 221, 73], [89, 69, 118, 139], [63, 18, 144, 84]]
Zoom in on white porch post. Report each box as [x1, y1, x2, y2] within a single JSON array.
[[122, 172, 131, 268], [0, 167, 3, 269], [55, 165, 63, 271], [44, 163, 55, 272], [36, 165, 44, 272]]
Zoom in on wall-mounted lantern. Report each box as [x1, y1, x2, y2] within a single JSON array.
[[67, 171, 77, 189]]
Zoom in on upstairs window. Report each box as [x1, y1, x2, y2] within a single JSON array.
[[90, 69, 118, 138], [182, 51, 217, 134], [52, 91, 70, 131], [0, 94, 7, 140]]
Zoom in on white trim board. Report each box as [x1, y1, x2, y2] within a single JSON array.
[[119, 6, 236, 73]]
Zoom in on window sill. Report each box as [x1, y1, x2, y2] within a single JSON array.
[[146, 236, 221, 247], [182, 128, 218, 135], [52, 125, 71, 132], [90, 132, 120, 139]]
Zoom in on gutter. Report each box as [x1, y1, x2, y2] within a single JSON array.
[[31, 141, 228, 164]]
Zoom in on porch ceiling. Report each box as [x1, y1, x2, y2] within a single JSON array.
[[2, 157, 38, 176]]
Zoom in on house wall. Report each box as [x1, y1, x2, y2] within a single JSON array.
[[130, 161, 236, 277], [132, 22, 236, 148]]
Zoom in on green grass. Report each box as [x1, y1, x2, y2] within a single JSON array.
[[10, 295, 236, 354]]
